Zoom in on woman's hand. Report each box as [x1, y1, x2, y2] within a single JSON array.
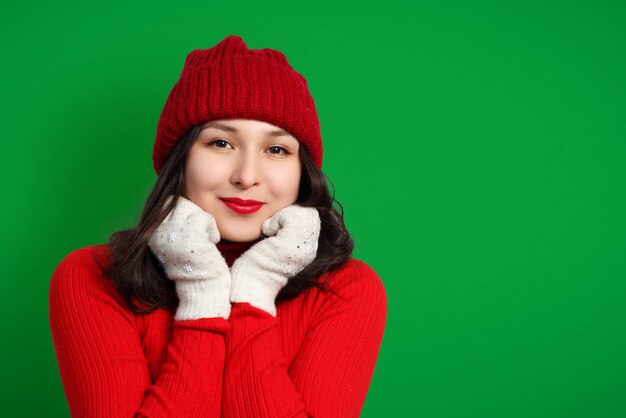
[[148, 195, 232, 320], [230, 205, 321, 316]]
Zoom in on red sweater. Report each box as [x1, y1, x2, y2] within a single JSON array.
[[48, 241, 387, 417]]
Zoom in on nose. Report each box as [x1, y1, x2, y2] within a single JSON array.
[[230, 153, 260, 189]]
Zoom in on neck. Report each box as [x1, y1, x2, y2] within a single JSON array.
[[216, 238, 262, 267]]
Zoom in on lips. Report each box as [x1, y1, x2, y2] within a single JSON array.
[[219, 197, 264, 215]]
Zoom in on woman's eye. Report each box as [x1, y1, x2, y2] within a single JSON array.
[[268, 146, 288, 155], [208, 139, 231, 149]]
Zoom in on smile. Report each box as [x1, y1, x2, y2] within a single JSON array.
[[219, 197, 264, 215]]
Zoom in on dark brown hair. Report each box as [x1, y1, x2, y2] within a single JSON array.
[[102, 124, 354, 314]]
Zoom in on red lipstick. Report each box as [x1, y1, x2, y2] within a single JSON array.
[[219, 197, 264, 214]]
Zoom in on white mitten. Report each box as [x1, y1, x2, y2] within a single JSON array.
[[148, 195, 232, 320], [230, 205, 321, 316]]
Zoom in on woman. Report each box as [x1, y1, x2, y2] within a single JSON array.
[[49, 35, 387, 417]]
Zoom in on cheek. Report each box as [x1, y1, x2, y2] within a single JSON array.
[[185, 154, 227, 193], [267, 164, 301, 202]]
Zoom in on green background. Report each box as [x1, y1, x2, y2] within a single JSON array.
[[1, 0, 625, 416]]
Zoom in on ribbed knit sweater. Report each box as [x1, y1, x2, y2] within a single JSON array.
[[48, 240, 387, 417]]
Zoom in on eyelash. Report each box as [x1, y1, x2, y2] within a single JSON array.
[[206, 139, 290, 156]]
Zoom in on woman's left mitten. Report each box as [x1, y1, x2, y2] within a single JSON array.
[[230, 205, 321, 316]]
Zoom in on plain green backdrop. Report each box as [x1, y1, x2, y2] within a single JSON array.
[[1, 0, 625, 417]]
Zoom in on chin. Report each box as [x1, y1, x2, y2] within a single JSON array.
[[219, 227, 263, 243]]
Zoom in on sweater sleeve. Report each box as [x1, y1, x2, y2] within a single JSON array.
[[48, 246, 230, 418], [221, 259, 388, 418]]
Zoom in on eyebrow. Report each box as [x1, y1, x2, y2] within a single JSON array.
[[202, 121, 293, 138]]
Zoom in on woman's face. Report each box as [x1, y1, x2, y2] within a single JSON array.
[[183, 118, 302, 242]]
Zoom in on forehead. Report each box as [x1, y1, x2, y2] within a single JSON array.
[[201, 118, 296, 139]]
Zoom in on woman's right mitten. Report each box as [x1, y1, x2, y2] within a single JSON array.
[[148, 195, 232, 320]]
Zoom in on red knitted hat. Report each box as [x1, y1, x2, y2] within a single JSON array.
[[152, 35, 323, 175]]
